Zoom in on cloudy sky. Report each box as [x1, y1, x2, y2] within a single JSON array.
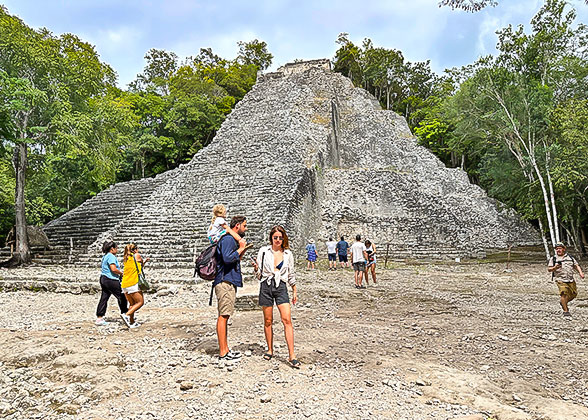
[[2, 0, 587, 88]]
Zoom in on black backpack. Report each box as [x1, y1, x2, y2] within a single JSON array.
[[194, 244, 218, 281]]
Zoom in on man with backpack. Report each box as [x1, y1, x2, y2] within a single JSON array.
[[213, 215, 249, 359], [548, 242, 584, 317]]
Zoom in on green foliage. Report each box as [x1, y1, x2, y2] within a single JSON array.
[[237, 39, 273, 70], [0, 154, 14, 245], [427, 0, 588, 251], [119, 44, 259, 180], [332, 34, 441, 129], [439, 0, 497, 12], [0, 6, 271, 247]]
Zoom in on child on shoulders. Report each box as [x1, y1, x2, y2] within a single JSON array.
[[208, 204, 244, 245]]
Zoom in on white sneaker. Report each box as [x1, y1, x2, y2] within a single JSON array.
[[95, 318, 107, 326], [129, 322, 140, 329], [120, 313, 131, 327]]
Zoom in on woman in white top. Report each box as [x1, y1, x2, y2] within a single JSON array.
[[253, 225, 300, 368]]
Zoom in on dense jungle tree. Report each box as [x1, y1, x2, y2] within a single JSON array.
[[333, 34, 441, 130], [434, 0, 588, 256], [0, 7, 123, 265]]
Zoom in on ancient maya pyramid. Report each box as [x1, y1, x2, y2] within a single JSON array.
[[41, 59, 539, 268]]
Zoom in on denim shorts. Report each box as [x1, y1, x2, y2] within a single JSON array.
[[338, 254, 348, 263], [259, 280, 289, 307], [328, 253, 337, 261]]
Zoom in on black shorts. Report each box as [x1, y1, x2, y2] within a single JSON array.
[[259, 281, 289, 307], [328, 253, 337, 261], [338, 254, 348, 263]]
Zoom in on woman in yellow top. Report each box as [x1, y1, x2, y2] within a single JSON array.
[[121, 243, 149, 328]]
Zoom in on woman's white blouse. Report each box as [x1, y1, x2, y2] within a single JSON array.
[[256, 245, 296, 286]]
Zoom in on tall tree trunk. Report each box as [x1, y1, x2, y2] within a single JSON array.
[[12, 142, 31, 265], [545, 150, 559, 242], [537, 216, 550, 261], [529, 154, 557, 247], [491, 86, 558, 248]]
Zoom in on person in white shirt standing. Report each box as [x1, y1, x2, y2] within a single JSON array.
[[351, 235, 368, 289], [252, 225, 300, 369], [325, 237, 338, 271]]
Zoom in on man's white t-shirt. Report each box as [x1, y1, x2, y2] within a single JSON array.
[[351, 241, 366, 263], [326, 241, 337, 254]]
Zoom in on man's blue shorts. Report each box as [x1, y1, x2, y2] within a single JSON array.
[[338, 254, 348, 263], [328, 253, 337, 262]]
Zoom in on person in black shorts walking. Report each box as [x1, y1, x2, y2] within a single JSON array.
[[326, 237, 338, 270], [252, 225, 300, 368]]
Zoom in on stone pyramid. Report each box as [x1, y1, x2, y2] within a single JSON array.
[[41, 59, 539, 267]]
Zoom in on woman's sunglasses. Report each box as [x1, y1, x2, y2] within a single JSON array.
[[272, 236, 283, 241]]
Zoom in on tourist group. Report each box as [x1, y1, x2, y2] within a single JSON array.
[[305, 235, 377, 288]]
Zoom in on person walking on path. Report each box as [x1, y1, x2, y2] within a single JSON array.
[[364, 240, 377, 285], [95, 241, 128, 326], [548, 242, 584, 317], [253, 225, 300, 369], [213, 215, 249, 360], [305, 239, 317, 270], [336, 236, 350, 269], [120, 243, 149, 328], [351, 235, 368, 288], [325, 237, 338, 271]]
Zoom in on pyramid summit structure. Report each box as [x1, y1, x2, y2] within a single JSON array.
[[40, 59, 539, 267]]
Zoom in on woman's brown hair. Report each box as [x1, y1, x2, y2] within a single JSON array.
[[268, 225, 289, 249], [123, 243, 138, 263]]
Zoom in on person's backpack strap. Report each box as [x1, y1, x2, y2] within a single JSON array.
[[209, 240, 224, 306], [551, 255, 557, 280], [132, 255, 142, 277], [258, 251, 266, 281]]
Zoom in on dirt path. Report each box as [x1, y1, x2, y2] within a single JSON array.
[[0, 262, 587, 419]]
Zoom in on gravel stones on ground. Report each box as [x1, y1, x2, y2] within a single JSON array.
[[0, 261, 587, 419]]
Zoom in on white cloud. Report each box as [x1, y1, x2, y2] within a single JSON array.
[[474, 0, 543, 57], [170, 29, 260, 62], [476, 16, 501, 56]]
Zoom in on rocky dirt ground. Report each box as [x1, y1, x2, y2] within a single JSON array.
[[0, 260, 587, 420]]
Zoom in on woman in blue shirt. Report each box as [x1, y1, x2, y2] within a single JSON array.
[[95, 241, 128, 326]]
